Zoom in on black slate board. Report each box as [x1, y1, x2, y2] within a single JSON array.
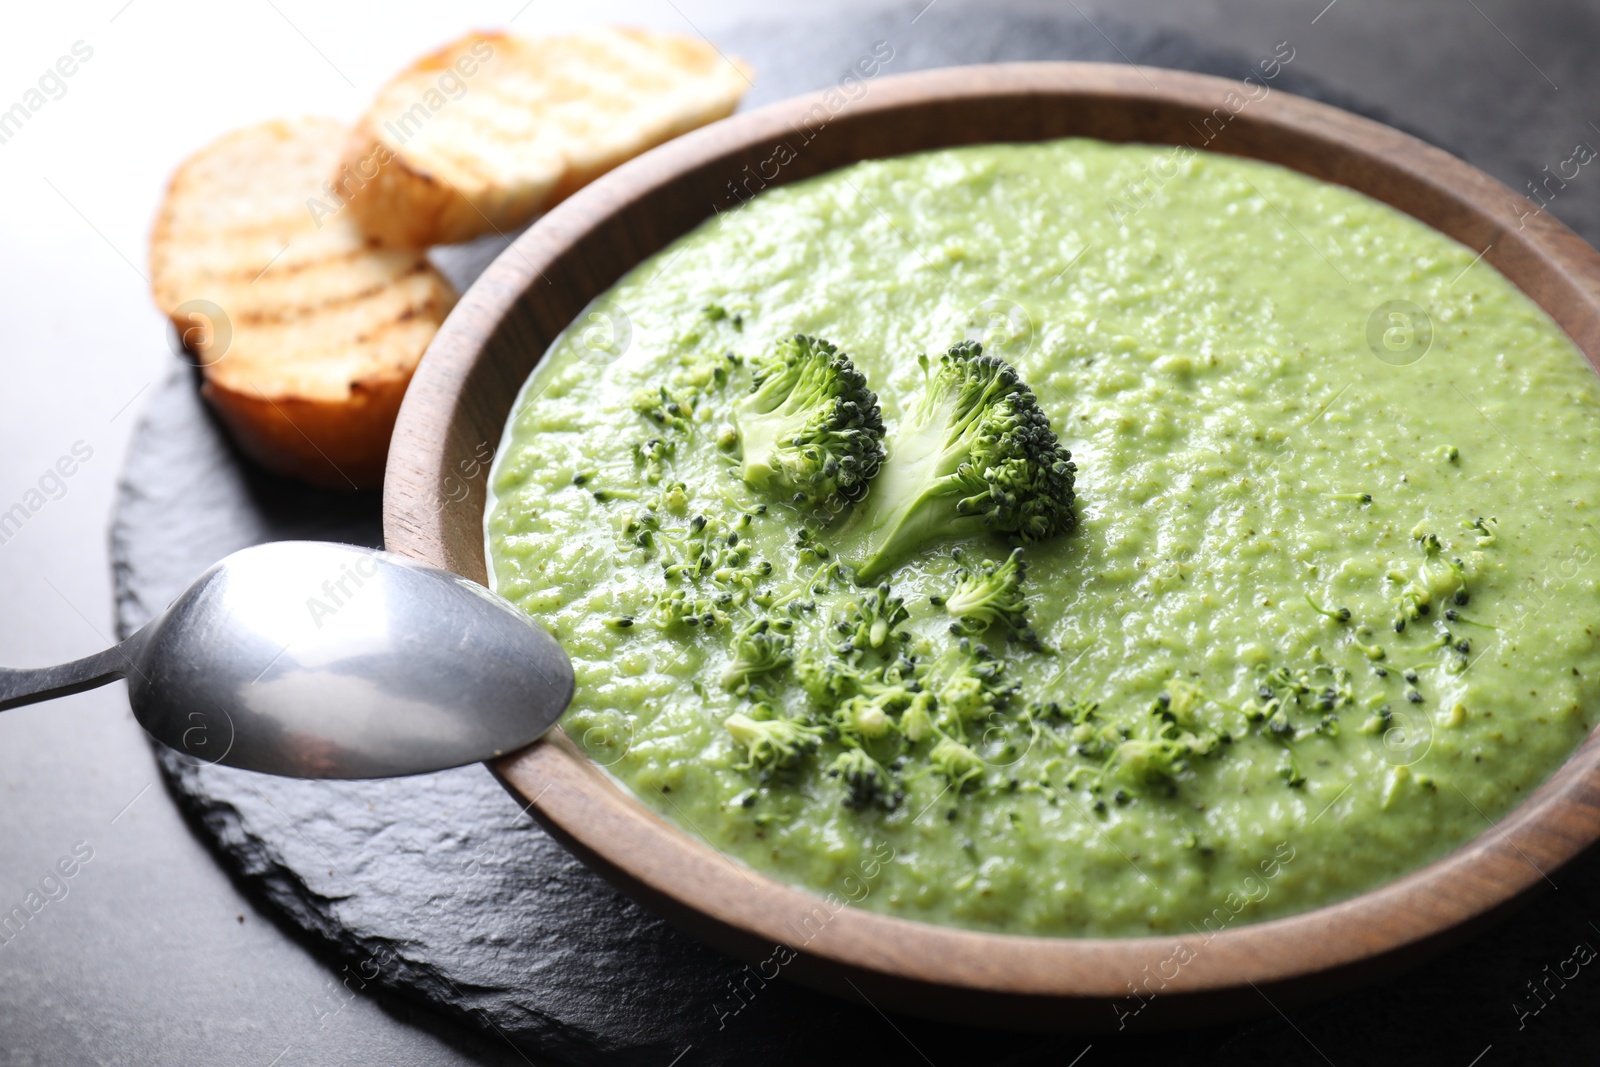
[[110, 3, 1600, 1065]]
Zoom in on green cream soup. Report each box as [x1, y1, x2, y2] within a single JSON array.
[[486, 139, 1600, 938]]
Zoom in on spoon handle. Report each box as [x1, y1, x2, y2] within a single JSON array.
[[0, 644, 132, 712]]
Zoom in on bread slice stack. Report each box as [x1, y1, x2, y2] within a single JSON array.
[[148, 28, 751, 489]]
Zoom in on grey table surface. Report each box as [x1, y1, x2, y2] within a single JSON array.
[[2, 1, 1598, 1065]]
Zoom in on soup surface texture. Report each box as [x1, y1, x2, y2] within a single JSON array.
[[486, 139, 1600, 937]]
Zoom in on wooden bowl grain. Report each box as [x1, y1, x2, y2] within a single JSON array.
[[383, 63, 1600, 1030]]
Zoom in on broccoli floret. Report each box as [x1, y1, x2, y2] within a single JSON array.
[[834, 582, 910, 653], [632, 437, 674, 484], [795, 639, 912, 716], [1443, 607, 1497, 629], [724, 712, 821, 771], [655, 512, 768, 586], [1352, 628, 1386, 660], [734, 334, 885, 510], [929, 736, 985, 791], [1107, 715, 1219, 786], [844, 341, 1076, 583], [793, 524, 836, 566], [632, 384, 696, 432], [834, 695, 895, 739], [826, 748, 898, 809], [620, 506, 776, 632], [833, 655, 926, 734], [931, 638, 1016, 729], [1278, 748, 1307, 789], [794, 644, 865, 704], [1304, 591, 1351, 623], [1386, 530, 1472, 632], [898, 692, 938, 743], [652, 588, 734, 630], [1258, 663, 1353, 713], [720, 618, 794, 693], [938, 546, 1034, 641], [647, 482, 689, 516], [631, 347, 740, 431], [793, 636, 940, 749], [1416, 533, 1469, 606], [1033, 696, 1100, 729], [1463, 516, 1497, 546]]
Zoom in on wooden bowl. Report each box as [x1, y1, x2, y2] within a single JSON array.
[[384, 63, 1600, 1029]]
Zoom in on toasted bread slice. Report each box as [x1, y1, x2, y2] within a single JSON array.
[[149, 118, 455, 489], [336, 27, 752, 247]]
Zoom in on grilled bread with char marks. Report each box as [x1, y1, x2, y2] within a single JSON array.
[[335, 27, 751, 247], [150, 117, 455, 489]]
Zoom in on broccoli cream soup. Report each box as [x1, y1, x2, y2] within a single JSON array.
[[486, 139, 1600, 937]]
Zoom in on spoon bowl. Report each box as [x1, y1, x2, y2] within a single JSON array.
[[0, 542, 573, 778]]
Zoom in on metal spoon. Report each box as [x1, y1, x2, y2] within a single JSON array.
[[0, 542, 574, 778]]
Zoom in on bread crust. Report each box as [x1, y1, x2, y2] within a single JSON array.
[[148, 118, 455, 490], [337, 27, 751, 247], [201, 371, 411, 490]]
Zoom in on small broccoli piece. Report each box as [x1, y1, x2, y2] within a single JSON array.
[[942, 546, 1034, 641], [631, 438, 674, 484], [845, 342, 1076, 583], [834, 695, 895, 739], [1260, 662, 1353, 712], [841, 663, 927, 736], [699, 303, 745, 333], [623, 509, 660, 550], [655, 512, 768, 586], [794, 633, 941, 750], [1416, 624, 1455, 655], [1036, 696, 1099, 726], [1304, 591, 1351, 623], [627, 508, 776, 633], [660, 515, 724, 581], [1387, 571, 1430, 631], [792, 524, 833, 566], [724, 712, 821, 771], [1278, 748, 1307, 788], [929, 736, 985, 791], [1417, 536, 1469, 606], [1107, 716, 1219, 785], [652, 588, 732, 630], [733, 334, 885, 510], [656, 482, 689, 515], [631, 345, 740, 431], [834, 582, 910, 653], [796, 640, 921, 728], [931, 638, 1016, 729], [721, 618, 794, 693], [899, 694, 937, 743], [1463, 516, 1497, 546], [1386, 530, 1471, 631], [827, 748, 898, 809], [632, 384, 696, 432], [674, 346, 741, 393], [1443, 608, 1498, 629], [794, 644, 866, 704]]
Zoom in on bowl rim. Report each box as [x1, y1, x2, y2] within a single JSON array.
[[384, 61, 1600, 1026]]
